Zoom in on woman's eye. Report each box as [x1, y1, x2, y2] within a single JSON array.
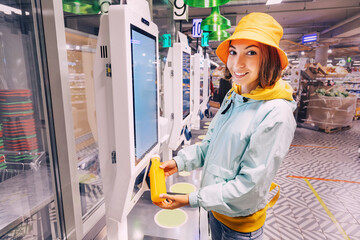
[[247, 50, 257, 56], [229, 50, 236, 55]]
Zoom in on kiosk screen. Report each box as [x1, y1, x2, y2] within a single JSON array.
[[131, 25, 158, 163], [182, 52, 190, 119]]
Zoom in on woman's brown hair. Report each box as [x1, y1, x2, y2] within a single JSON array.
[[224, 42, 282, 88]]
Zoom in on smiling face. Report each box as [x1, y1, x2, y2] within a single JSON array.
[[226, 39, 261, 94]]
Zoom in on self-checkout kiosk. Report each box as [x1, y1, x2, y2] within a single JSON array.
[[162, 32, 192, 160], [203, 54, 211, 105], [94, 1, 161, 239], [190, 48, 211, 130]]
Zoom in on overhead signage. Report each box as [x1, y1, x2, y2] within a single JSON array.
[[192, 18, 202, 38], [173, 0, 188, 21], [162, 34, 171, 48], [302, 33, 318, 44]]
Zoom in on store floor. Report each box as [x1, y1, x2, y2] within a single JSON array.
[[265, 120, 360, 240], [194, 114, 360, 240]]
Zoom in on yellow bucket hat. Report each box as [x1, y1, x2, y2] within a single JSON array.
[[216, 12, 288, 69]]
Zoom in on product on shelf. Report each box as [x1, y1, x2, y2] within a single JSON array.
[[306, 90, 357, 130], [0, 123, 5, 169], [315, 88, 349, 97], [325, 66, 348, 77], [0, 89, 39, 167]]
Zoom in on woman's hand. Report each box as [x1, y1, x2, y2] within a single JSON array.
[[153, 194, 189, 209], [160, 160, 178, 179]]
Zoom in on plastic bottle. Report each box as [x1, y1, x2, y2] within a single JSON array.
[[149, 155, 167, 202]]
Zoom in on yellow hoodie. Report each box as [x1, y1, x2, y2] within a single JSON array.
[[231, 78, 294, 101]]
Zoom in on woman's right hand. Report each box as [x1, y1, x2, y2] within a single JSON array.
[[160, 160, 178, 179]]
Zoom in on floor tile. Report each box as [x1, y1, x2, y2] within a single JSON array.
[[341, 222, 360, 237], [301, 229, 327, 240], [274, 214, 299, 229], [278, 226, 304, 240], [323, 232, 349, 240], [294, 217, 321, 231]]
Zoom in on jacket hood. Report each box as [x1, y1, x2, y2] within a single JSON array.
[[232, 78, 294, 101]]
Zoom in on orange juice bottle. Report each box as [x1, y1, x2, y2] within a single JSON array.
[[149, 155, 167, 202]]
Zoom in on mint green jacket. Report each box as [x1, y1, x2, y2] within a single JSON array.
[[174, 91, 297, 217]]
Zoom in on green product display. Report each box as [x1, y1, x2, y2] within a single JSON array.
[[63, 0, 100, 14], [315, 88, 349, 97], [201, 7, 231, 32], [209, 29, 230, 41], [184, 0, 230, 8]]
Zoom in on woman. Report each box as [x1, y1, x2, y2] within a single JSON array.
[[155, 12, 296, 239]]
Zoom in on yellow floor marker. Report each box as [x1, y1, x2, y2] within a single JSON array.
[[204, 122, 211, 125], [178, 171, 191, 177], [198, 135, 206, 140], [203, 126, 209, 129], [170, 182, 196, 194], [154, 209, 188, 228], [288, 175, 360, 184], [304, 179, 350, 240]]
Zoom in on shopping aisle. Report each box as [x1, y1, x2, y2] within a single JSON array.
[[264, 121, 360, 240]]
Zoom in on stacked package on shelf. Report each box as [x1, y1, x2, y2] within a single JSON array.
[[0, 90, 38, 168], [307, 87, 357, 132], [0, 123, 5, 169]]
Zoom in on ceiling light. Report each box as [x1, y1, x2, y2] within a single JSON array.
[[266, 0, 282, 5], [328, 49, 332, 54], [301, 51, 305, 56]]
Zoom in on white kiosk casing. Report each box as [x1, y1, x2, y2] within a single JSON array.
[[94, 2, 160, 239], [190, 49, 210, 130], [163, 32, 192, 152], [203, 55, 211, 103]]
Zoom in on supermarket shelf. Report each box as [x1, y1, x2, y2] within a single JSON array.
[[0, 151, 46, 169], [0, 166, 53, 236]]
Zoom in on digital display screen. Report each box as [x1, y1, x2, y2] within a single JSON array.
[[182, 52, 190, 119], [131, 25, 158, 163]]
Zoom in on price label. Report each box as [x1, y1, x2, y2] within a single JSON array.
[[192, 19, 202, 38], [201, 32, 209, 47]]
